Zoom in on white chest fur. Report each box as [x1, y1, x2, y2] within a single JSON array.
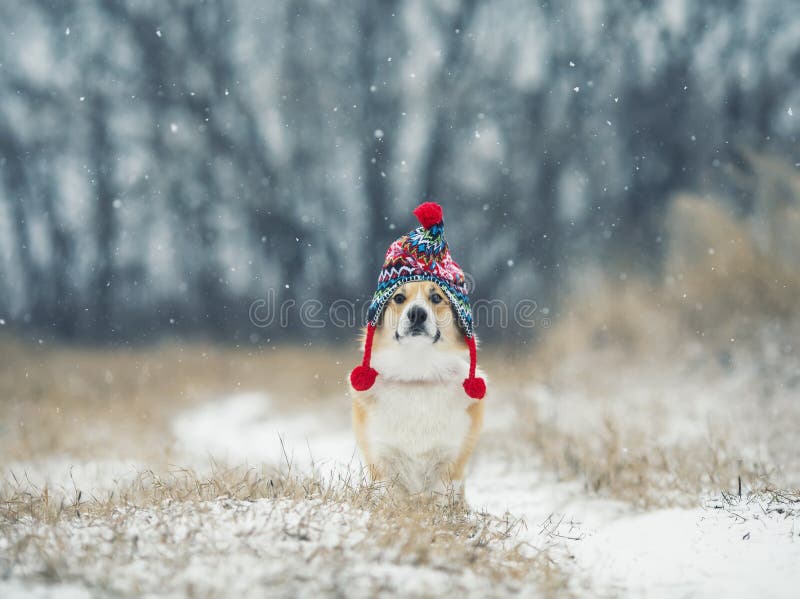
[[366, 380, 472, 459], [362, 379, 474, 495]]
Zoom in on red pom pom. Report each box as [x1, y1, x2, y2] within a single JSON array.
[[413, 202, 443, 229], [462, 376, 486, 400], [350, 365, 378, 391]]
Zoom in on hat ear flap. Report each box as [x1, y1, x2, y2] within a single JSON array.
[[350, 323, 378, 391], [462, 334, 486, 399]]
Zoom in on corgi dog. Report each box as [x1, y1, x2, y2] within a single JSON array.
[[351, 280, 485, 503]]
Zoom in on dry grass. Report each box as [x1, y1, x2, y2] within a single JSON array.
[[515, 406, 779, 509], [0, 463, 563, 596], [0, 339, 359, 462]]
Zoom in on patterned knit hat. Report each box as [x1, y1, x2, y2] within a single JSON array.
[[350, 202, 486, 399]]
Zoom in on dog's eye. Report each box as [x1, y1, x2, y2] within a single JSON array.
[[430, 293, 443, 304], [393, 293, 406, 304]]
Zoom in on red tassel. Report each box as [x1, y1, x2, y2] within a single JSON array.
[[463, 334, 486, 399], [413, 202, 443, 229], [350, 365, 378, 391], [463, 377, 486, 399], [350, 323, 378, 391]]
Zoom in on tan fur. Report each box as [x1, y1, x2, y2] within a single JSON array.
[[351, 281, 484, 500], [351, 396, 382, 480], [451, 401, 484, 480]]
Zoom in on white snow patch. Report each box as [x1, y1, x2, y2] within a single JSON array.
[[4, 458, 147, 498], [0, 581, 91, 599], [171, 393, 357, 470], [571, 496, 800, 597]]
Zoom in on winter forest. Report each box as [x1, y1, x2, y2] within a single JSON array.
[[1, 0, 798, 343], [2, 2, 800, 597]]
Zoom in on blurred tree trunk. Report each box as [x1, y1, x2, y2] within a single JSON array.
[[87, 94, 116, 339], [0, 129, 41, 325]]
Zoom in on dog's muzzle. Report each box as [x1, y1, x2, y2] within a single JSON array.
[[406, 306, 428, 335], [396, 304, 440, 341]]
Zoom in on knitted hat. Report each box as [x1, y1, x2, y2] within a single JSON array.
[[350, 202, 486, 399]]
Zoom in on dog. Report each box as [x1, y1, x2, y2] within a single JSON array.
[[351, 280, 485, 503]]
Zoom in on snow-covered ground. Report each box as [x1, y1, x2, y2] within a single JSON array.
[[3, 389, 798, 597]]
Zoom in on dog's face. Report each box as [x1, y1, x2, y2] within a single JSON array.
[[371, 281, 466, 358]]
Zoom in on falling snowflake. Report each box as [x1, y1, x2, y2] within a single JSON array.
[[374, 129, 384, 139], [170, 123, 178, 133], [574, 86, 580, 93]]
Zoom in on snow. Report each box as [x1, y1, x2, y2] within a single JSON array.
[[573, 497, 800, 597], [171, 392, 357, 471], [4, 457, 148, 495], [3, 387, 799, 597], [0, 581, 91, 599]]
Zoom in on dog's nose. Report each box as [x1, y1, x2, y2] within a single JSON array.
[[407, 306, 427, 326]]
